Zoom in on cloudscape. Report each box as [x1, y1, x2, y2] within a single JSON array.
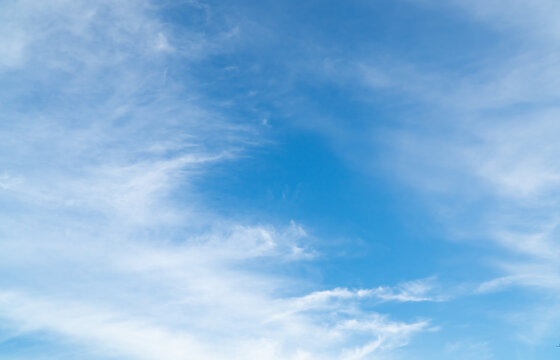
[[1, 1, 560, 359]]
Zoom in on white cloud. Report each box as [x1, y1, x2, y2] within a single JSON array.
[[0, 226, 428, 359], [281, 277, 441, 316], [0, 291, 210, 360], [339, 316, 429, 360], [0, 1, 429, 359]]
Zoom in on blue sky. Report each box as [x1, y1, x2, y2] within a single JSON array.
[[1, 0, 560, 359]]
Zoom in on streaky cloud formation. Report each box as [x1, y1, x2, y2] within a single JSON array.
[[0, 1, 433, 359], [4, 0, 560, 359], [363, 0, 560, 347]]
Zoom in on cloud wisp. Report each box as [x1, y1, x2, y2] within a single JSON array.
[[0, 1, 433, 359], [316, 0, 560, 343]]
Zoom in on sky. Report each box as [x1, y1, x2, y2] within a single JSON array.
[[1, 0, 560, 359]]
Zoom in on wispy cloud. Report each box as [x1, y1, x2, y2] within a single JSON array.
[[0, 1, 431, 359], [281, 277, 442, 317], [268, 0, 560, 346], [361, 0, 560, 343]]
